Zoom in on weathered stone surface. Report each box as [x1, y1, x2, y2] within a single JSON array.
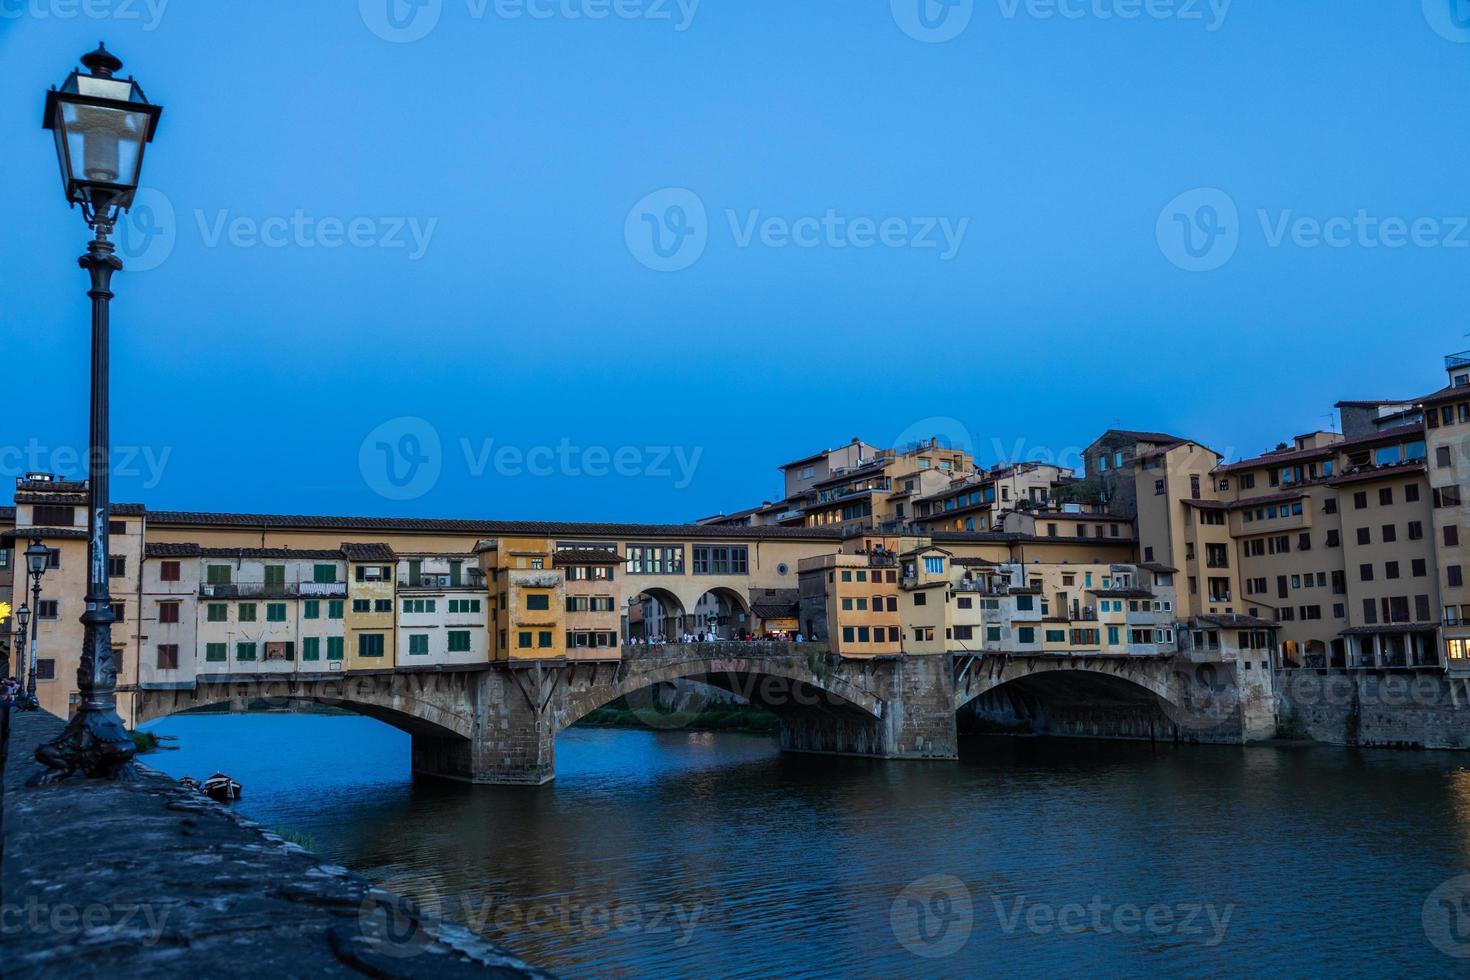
[[1276, 668, 1470, 749], [0, 710, 552, 979]]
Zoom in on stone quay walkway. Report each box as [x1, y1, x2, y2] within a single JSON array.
[[0, 709, 552, 978]]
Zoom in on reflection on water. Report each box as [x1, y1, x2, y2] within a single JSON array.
[[143, 713, 1470, 978]]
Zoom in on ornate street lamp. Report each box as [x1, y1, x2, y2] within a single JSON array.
[[43, 43, 161, 225], [21, 537, 49, 710], [13, 604, 30, 686], [32, 44, 162, 784]]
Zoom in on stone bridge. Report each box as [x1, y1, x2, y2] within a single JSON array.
[[134, 644, 1267, 784]]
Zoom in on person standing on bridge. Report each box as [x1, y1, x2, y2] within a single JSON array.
[[0, 676, 18, 741]]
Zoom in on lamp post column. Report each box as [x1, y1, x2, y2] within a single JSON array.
[[32, 228, 135, 782], [25, 570, 42, 708]]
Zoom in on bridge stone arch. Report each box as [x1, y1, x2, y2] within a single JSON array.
[[435, 643, 959, 785], [954, 655, 1178, 712], [953, 654, 1249, 744], [554, 650, 886, 734], [132, 671, 481, 742]]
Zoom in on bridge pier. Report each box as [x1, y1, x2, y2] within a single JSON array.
[[411, 666, 558, 785]]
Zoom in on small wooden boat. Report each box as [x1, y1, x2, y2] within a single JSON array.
[[201, 772, 242, 802], [178, 775, 201, 792]]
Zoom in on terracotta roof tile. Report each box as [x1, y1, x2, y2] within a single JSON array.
[[146, 510, 845, 541], [552, 549, 624, 565]]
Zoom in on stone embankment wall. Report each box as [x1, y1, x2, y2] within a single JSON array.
[[1275, 669, 1470, 749]]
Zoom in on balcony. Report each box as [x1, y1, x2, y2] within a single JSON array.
[[1448, 351, 1470, 371], [399, 574, 484, 591], [954, 580, 1014, 596], [199, 582, 346, 598]]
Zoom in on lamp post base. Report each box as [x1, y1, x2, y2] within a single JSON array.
[[28, 703, 138, 785]]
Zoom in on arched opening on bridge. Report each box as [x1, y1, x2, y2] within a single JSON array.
[[690, 588, 751, 640], [559, 660, 889, 759], [958, 669, 1181, 743], [1303, 639, 1327, 669], [626, 588, 686, 642], [132, 691, 477, 787]]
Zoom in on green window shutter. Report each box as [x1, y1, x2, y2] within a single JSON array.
[[207, 565, 231, 585], [207, 603, 227, 622], [264, 565, 285, 588], [518, 631, 532, 648], [408, 560, 421, 586], [538, 631, 552, 648], [205, 643, 227, 662], [410, 634, 428, 655], [267, 603, 286, 622], [239, 603, 256, 622], [426, 599, 436, 613], [302, 637, 320, 660], [304, 600, 320, 619], [327, 637, 344, 660], [329, 600, 343, 619], [236, 642, 256, 661], [313, 563, 337, 584], [448, 630, 470, 652]]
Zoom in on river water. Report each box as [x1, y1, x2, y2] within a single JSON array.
[[139, 713, 1470, 978]]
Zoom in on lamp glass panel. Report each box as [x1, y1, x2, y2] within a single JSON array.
[[60, 101, 148, 188]]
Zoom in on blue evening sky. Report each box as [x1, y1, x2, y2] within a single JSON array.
[[0, 2, 1463, 523]]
